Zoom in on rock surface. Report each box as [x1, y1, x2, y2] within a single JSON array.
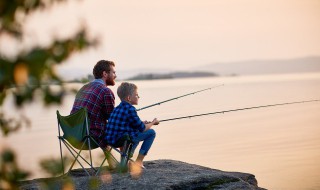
[[19, 159, 266, 190]]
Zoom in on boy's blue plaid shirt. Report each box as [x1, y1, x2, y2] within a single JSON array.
[[105, 101, 145, 145]]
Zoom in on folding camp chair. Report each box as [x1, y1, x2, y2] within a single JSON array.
[[56, 108, 133, 176]]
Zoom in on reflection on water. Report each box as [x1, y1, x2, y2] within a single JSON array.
[[1, 73, 320, 190]]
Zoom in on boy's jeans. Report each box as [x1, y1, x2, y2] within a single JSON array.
[[131, 129, 156, 155]]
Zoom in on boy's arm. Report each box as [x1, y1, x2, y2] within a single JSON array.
[[144, 118, 159, 131]]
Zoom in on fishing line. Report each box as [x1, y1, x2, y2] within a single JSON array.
[[136, 84, 224, 111], [159, 99, 320, 122]]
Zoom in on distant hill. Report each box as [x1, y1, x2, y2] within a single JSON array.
[[58, 56, 320, 81], [127, 71, 217, 80], [194, 56, 320, 76]]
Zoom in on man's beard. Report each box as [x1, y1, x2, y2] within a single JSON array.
[[106, 77, 115, 86]]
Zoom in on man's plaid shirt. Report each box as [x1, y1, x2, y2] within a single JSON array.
[[105, 101, 145, 145], [71, 79, 115, 146]]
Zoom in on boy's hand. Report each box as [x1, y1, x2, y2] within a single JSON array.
[[152, 118, 160, 125]]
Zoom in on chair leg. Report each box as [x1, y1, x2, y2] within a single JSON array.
[[87, 138, 94, 170], [95, 149, 119, 176], [64, 140, 96, 170], [119, 141, 133, 173], [58, 137, 65, 175], [62, 140, 91, 176]]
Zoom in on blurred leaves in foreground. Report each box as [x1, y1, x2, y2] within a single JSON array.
[[0, 0, 98, 188], [40, 156, 71, 177], [0, 0, 98, 135], [0, 148, 30, 190]]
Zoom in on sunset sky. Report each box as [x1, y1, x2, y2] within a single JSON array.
[[15, 0, 320, 79]]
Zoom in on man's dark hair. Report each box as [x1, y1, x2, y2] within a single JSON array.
[[93, 60, 115, 79]]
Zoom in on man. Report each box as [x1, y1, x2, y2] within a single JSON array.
[[71, 60, 117, 167]]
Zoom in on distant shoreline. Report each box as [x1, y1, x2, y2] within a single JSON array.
[[57, 56, 320, 81], [126, 71, 218, 80]]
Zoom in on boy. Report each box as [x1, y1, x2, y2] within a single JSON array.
[[105, 82, 159, 169]]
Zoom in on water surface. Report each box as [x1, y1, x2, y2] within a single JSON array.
[[1, 72, 320, 190]]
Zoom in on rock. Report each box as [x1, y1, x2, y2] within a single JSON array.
[[19, 159, 266, 190]]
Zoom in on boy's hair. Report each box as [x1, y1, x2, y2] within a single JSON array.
[[93, 60, 115, 79], [117, 82, 138, 101]]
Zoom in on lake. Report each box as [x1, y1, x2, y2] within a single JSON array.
[[1, 72, 320, 190]]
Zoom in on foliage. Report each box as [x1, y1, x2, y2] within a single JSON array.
[[39, 156, 70, 177], [0, 0, 98, 188], [0, 148, 30, 190], [0, 0, 98, 136]]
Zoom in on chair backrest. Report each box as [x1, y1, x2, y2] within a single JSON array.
[[57, 108, 99, 150]]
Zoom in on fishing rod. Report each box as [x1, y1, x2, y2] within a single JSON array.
[[159, 99, 320, 122], [136, 84, 224, 111]]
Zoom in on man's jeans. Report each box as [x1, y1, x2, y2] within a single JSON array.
[[131, 129, 156, 155]]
